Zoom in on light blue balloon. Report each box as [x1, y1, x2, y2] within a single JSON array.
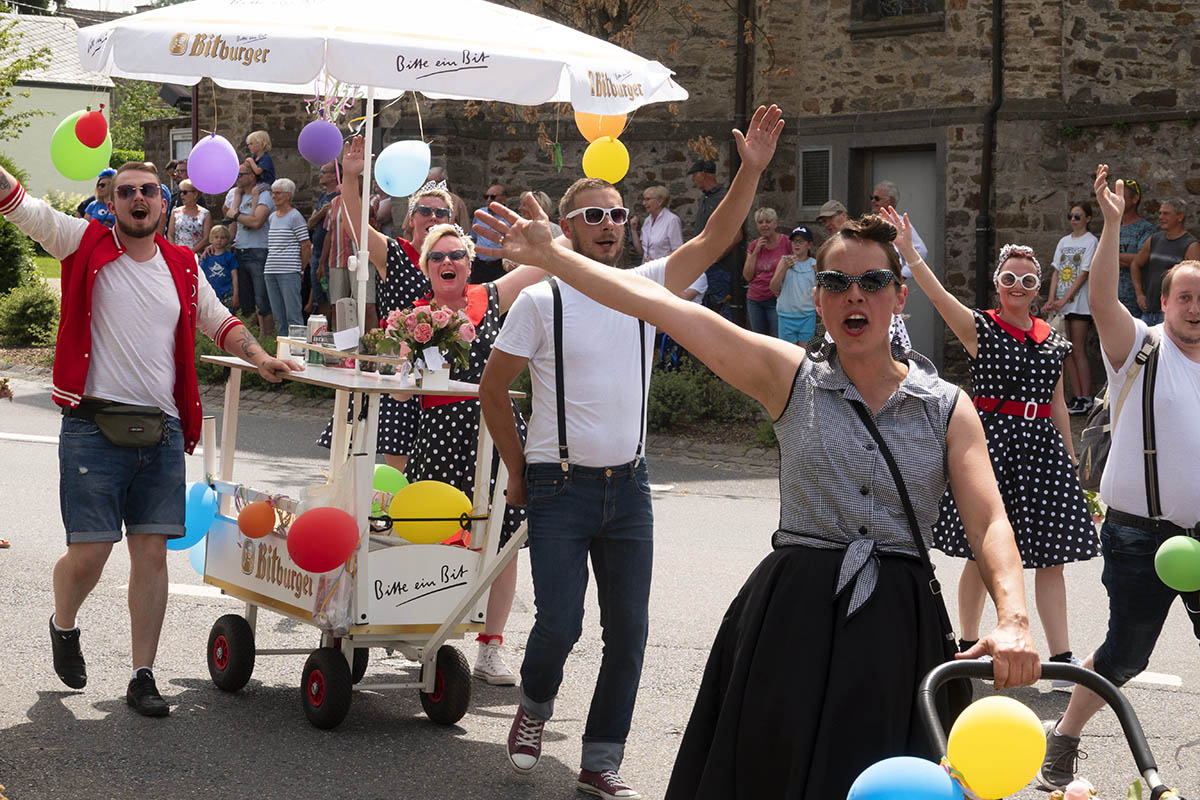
[[374, 140, 431, 198], [168, 481, 217, 551], [188, 539, 207, 576], [847, 756, 964, 800]]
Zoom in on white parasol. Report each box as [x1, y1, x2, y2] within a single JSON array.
[[76, 0, 687, 335]]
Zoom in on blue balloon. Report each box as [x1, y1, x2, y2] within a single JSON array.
[[848, 757, 963, 800], [188, 539, 207, 576], [168, 482, 217, 551], [373, 140, 431, 198]]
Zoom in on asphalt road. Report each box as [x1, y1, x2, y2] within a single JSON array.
[[1, 374, 1197, 800]]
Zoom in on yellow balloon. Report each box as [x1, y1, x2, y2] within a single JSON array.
[[388, 480, 472, 544], [582, 137, 630, 184], [574, 111, 627, 142], [946, 696, 1046, 799]]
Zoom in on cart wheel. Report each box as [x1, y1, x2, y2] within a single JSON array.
[[352, 647, 368, 684], [419, 645, 472, 725], [207, 614, 255, 692], [301, 647, 353, 729]]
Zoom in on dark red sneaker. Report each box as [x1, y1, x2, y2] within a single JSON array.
[[506, 704, 544, 773], [576, 769, 642, 799]]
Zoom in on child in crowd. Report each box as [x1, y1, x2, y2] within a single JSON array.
[[244, 130, 276, 187], [200, 224, 239, 310], [770, 225, 818, 344], [83, 169, 116, 228]]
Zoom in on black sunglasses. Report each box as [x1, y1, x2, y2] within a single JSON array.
[[115, 183, 162, 200], [1067, 213, 1084, 221], [237, 171, 251, 177], [486, 193, 505, 200], [414, 205, 452, 219], [815, 269, 897, 293], [427, 249, 469, 263], [870, 194, 888, 202], [565, 206, 630, 225]]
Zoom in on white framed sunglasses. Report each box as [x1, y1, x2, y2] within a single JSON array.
[[996, 270, 1041, 290], [565, 206, 629, 225]]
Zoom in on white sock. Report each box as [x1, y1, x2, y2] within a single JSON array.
[[51, 614, 77, 633], [131, 666, 153, 680]]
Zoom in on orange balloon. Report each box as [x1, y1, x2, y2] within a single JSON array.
[[238, 501, 276, 539], [574, 111, 627, 142]]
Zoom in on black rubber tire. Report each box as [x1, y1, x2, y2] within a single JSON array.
[[351, 647, 368, 684], [419, 645, 472, 725], [207, 614, 255, 692], [301, 647, 353, 729]]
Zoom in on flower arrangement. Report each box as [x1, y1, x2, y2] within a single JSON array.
[[383, 301, 475, 372]]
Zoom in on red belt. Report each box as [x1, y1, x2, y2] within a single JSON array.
[[973, 396, 1052, 419], [421, 394, 472, 410]]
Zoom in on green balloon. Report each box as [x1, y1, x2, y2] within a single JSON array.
[[50, 110, 113, 182], [1154, 535, 1200, 592], [373, 463, 409, 495]]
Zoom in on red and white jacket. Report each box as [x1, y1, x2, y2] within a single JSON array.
[[0, 181, 241, 453]]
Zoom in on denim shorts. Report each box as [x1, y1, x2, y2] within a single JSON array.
[[1092, 517, 1200, 686], [58, 415, 187, 544]]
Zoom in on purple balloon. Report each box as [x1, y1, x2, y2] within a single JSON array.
[[298, 119, 344, 166], [188, 134, 239, 194]]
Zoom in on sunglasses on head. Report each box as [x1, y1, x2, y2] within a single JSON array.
[[815, 269, 897, 293], [565, 206, 629, 225], [996, 270, 1041, 290], [427, 249, 468, 264], [414, 205, 452, 219], [115, 183, 162, 200]]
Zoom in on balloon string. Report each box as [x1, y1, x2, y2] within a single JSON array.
[[412, 91, 425, 143]]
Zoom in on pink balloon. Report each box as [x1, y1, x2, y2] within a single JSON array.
[[187, 134, 239, 194], [298, 119, 343, 166]]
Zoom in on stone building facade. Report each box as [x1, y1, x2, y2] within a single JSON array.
[[144, 0, 1200, 377]]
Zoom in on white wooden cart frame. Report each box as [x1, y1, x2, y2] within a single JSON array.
[[198, 340, 525, 728]]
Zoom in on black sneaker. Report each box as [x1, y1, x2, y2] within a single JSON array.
[[49, 615, 86, 689], [1068, 397, 1092, 416], [126, 668, 169, 717]]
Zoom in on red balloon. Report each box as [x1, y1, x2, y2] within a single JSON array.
[[286, 507, 359, 574], [74, 110, 108, 149]]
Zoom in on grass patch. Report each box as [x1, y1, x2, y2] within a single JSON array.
[[34, 256, 61, 279]]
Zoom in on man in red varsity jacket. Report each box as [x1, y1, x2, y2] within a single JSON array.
[[0, 160, 301, 717]]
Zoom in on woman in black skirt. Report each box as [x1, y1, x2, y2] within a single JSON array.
[[476, 206, 1041, 799]]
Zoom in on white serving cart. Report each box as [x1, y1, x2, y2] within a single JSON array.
[[197, 340, 525, 729]]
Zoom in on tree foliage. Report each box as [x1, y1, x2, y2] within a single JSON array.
[[0, 15, 51, 141], [110, 78, 184, 151]]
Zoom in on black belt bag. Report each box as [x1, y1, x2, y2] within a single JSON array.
[[65, 401, 167, 448]]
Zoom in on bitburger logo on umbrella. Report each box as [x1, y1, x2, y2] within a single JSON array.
[[168, 32, 272, 66]]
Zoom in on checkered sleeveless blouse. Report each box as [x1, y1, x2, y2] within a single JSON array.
[[773, 350, 961, 558]]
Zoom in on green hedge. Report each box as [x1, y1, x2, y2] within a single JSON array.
[[110, 148, 146, 168], [0, 280, 58, 346], [0, 153, 35, 294]]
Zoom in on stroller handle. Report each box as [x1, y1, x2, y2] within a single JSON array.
[[918, 661, 1162, 783]]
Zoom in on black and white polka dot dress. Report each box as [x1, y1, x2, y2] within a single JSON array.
[[316, 238, 426, 455], [932, 309, 1097, 568], [404, 283, 527, 547]]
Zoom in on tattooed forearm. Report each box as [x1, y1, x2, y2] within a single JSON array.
[[233, 327, 266, 363], [0, 171, 11, 192]]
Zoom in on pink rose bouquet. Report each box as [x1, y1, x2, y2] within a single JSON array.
[[379, 300, 473, 371]]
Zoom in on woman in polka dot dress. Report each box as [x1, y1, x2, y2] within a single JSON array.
[[883, 207, 1097, 678]]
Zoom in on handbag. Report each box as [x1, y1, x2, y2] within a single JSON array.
[[848, 401, 974, 719], [70, 401, 167, 448]]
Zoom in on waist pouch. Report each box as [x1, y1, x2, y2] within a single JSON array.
[[66, 401, 167, 448]]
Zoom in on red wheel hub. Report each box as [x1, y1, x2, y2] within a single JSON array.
[[428, 668, 445, 703], [212, 635, 229, 670], [308, 670, 326, 706]]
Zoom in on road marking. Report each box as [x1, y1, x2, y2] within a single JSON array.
[[120, 582, 231, 599], [650, 483, 675, 492], [1128, 671, 1182, 688], [0, 432, 58, 445]]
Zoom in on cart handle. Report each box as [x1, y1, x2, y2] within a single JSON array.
[[918, 660, 1180, 796]]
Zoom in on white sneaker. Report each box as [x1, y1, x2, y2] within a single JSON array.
[[473, 642, 518, 685], [1051, 653, 1084, 689]]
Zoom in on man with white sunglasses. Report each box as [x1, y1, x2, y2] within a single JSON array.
[[480, 106, 784, 800]]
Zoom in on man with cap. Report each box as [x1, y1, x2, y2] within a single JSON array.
[[815, 199, 849, 236], [689, 159, 743, 317], [769, 225, 818, 344]]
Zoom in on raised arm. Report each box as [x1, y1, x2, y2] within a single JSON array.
[[476, 202, 802, 418], [1091, 164, 1138, 367], [945, 392, 1040, 688], [492, 193, 549, 313], [769, 253, 795, 297], [339, 137, 390, 273], [881, 207, 979, 356], [663, 104, 785, 294], [742, 238, 761, 282]]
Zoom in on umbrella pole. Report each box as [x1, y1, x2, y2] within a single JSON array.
[[355, 85, 376, 350]]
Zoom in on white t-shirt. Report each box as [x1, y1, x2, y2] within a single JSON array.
[[1100, 318, 1200, 527], [640, 208, 683, 263], [1052, 231, 1098, 316], [494, 258, 669, 467], [684, 272, 707, 303]]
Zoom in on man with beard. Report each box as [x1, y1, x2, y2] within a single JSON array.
[[479, 105, 783, 800], [1038, 166, 1200, 789], [0, 160, 301, 718]]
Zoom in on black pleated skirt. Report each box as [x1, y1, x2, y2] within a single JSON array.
[[665, 545, 954, 800]]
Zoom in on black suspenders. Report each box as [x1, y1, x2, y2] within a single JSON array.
[[549, 278, 646, 472]]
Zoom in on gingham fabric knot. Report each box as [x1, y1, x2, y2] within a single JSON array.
[[833, 537, 879, 619]]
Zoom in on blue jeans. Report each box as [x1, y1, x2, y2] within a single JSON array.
[[1092, 517, 1200, 686], [746, 297, 778, 336], [1141, 310, 1164, 326], [265, 271, 304, 333], [58, 415, 186, 544], [703, 267, 733, 320], [520, 460, 654, 772], [234, 248, 270, 317]]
